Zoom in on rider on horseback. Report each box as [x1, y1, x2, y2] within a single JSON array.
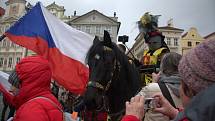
[[138, 12, 169, 85]]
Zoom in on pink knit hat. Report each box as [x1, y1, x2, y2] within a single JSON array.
[[178, 39, 215, 93]]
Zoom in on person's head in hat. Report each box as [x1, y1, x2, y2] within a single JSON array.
[[4, 56, 64, 121], [138, 12, 169, 52], [178, 39, 215, 107]]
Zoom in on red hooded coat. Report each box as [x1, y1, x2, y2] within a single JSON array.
[[9, 56, 63, 121]]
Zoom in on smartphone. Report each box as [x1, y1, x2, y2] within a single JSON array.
[[144, 97, 157, 110]]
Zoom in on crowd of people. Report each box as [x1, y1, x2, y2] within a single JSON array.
[[0, 12, 215, 121], [1, 38, 214, 121], [122, 39, 215, 121]]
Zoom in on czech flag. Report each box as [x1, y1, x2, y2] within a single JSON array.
[[4, 2, 95, 94]]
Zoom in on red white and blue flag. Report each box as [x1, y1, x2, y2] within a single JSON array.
[[3, 2, 94, 94]]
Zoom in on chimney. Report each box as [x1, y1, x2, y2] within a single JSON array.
[[74, 11, 76, 16], [114, 12, 116, 17], [167, 18, 174, 27]]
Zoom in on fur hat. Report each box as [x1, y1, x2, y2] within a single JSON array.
[[178, 39, 215, 93]]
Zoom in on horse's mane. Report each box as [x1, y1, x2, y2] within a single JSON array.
[[108, 42, 143, 114]]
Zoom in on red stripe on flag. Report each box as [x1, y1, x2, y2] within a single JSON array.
[[5, 33, 89, 94]]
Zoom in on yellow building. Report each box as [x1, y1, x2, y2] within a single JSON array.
[[180, 27, 205, 55]]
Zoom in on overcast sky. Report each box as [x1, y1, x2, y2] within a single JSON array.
[[1, 0, 215, 47]]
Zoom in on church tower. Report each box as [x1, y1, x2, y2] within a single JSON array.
[[4, 0, 26, 17]]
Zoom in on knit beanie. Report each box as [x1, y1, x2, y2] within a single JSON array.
[[178, 39, 215, 94]]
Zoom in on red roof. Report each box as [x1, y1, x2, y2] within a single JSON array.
[[0, 7, 5, 17], [182, 32, 188, 38], [204, 32, 215, 39]]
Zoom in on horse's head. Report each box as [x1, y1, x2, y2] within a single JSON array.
[[84, 31, 116, 110], [84, 31, 143, 118]]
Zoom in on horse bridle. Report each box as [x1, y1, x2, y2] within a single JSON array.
[[87, 46, 116, 92], [87, 79, 112, 92], [87, 46, 119, 112], [87, 62, 117, 112]]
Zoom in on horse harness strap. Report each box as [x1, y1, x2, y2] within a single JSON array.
[[87, 80, 112, 92]]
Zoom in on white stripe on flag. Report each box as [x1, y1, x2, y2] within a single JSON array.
[[41, 4, 94, 65]]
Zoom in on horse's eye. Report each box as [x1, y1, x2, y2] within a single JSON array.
[[94, 54, 100, 60]]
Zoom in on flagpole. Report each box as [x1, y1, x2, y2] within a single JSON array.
[[0, 34, 6, 41]]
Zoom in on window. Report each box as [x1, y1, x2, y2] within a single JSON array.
[[8, 57, 13, 68], [96, 26, 101, 34], [4, 58, 7, 66], [0, 58, 3, 67], [76, 25, 81, 30], [86, 26, 91, 33], [174, 38, 178, 46], [11, 43, 15, 47], [166, 37, 171, 45], [53, 13, 57, 17], [188, 41, 192, 47], [2, 26, 5, 33], [16, 57, 20, 64], [5, 25, 10, 31], [92, 15, 96, 20], [10, 5, 18, 15], [196, 42, 200, 45], [6, 41, 10, 47], [105, 26, 111, 34], [3, 39, 6, 47]]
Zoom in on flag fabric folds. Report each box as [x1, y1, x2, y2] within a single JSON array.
[[4, 2, 95, 94], [0, 71, 11, 94]]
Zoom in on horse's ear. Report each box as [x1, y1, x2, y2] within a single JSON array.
[[93, 36, 100, 44], [103, 30, 112, 46]]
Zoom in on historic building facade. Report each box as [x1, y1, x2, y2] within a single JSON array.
[[67, 10, 120, 43], [158, 19, 184, 53], [0, 0, 120, 72], [46, 2, 69, 22], [180, 27, 205, 55], [128, 33, 147, 60], [0, 0, 27, 72]]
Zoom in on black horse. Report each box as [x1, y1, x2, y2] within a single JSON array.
[[83, 31, 143, 120]]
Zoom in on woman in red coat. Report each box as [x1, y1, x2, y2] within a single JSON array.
[[2, 56, 63, 121]]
